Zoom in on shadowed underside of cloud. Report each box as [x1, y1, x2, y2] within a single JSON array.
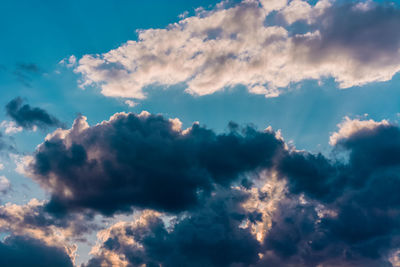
[[74, 0, 400, 99], [18, 111, 400, 266], [6, 97, 64, 130], [0, 235, 73, 267]]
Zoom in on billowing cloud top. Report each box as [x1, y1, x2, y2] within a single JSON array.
[[27, 112, 284, 215], [75, 0, 400, 99]]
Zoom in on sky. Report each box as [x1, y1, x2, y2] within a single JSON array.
[[1, 0, 400, 266]]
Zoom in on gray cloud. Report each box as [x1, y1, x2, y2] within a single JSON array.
[[6, 97, 64, 130]]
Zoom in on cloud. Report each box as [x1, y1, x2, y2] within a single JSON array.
[[74, 0, 400, 100], [84, 189, 262, 267], [329, 116, 390, 145], [5, 97, 64, 130], [61, 114, 400, 266], [0, 235, 73, 267], [124, 100, 137, 107], [26, 112, 284, 216], [0, 120, 23, 135], [18, 110, 400, 265], [267, 119, 400, 266]]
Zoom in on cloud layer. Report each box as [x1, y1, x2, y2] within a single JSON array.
[[75, 0, 400, 99]]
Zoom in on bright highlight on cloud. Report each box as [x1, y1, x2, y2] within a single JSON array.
[[75, 0, 400, 99]]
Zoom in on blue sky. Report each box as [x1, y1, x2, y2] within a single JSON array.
[[2, 0, 400, 266]]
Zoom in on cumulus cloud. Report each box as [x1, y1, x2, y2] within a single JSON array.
[[26, 112, 284, 216], [59, 55, 77, 68], [5, 97, 65, 130], [74, 0, 400, 100], [17, 111, 400, 266], [84, 134, 400, 267], [84, 189, 262, 267], [330, 116, 390, 145]]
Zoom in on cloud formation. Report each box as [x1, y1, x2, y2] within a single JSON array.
[[6, 97, 64, 130], [75, 0, 400, 99], [26, 112, 284, 216], [19, 111, 400, 266]]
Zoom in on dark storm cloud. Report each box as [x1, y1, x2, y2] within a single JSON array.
[[20, 107, 400, 266], [257, 198, 396, 267], [6, 97, 64, 130], [28, 112, 284, 216], [84, 188, 262, 267], [279, 123, 400, 203], [0, 235, 73, 267], [58, 112, 400, 266], [264, 123, 400, 266]]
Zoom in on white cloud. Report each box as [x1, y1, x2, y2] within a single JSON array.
[[13, 154, 34, 177], [329, 116, 389, 146], [124, 100, 137, 107], [0, 121, 23, 134], [280, 0, 331, 24], [178, 10, 189, 19], [74, 0, 400, 100], [59, 55, 77, 68]]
